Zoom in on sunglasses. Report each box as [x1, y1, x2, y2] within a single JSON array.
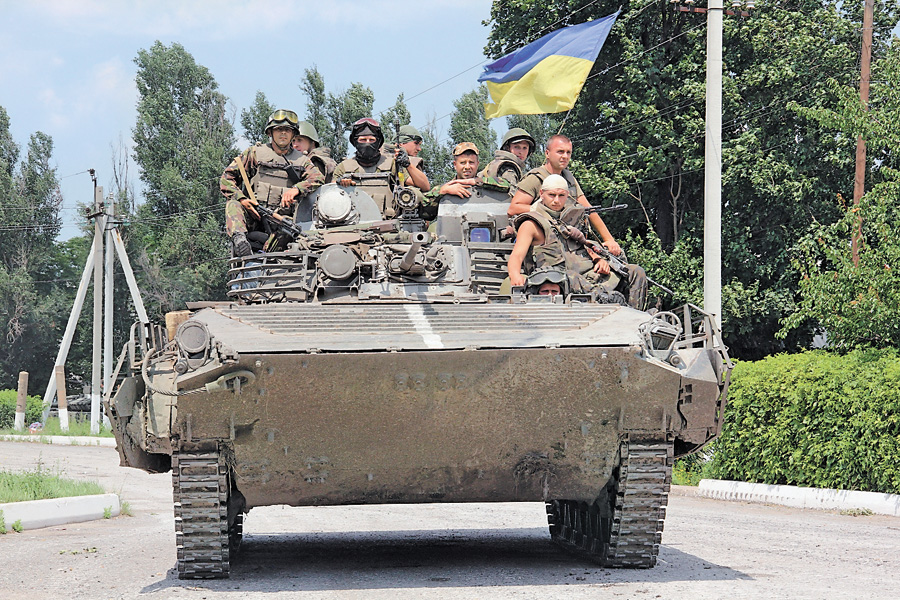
[[271, 109, 299, 125]]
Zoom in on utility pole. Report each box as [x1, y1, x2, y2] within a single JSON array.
[[673, 0, 753, 330], [91, 172, 104, 434], [852, 0, 874, 266]]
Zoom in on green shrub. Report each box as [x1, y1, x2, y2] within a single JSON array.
[[708, 349, 900, 494], [0, 390, 43, 429]]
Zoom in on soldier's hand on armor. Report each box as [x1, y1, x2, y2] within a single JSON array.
[[395, 148, 411, 168], [440, 181, 473, 198], [593, 258, 611, 275], [281, 187, 299, 208], [240, 197, 260, 219], [339, 178, 355, 187], [602, 240, 622, 256], [510, 273, 526, 287]]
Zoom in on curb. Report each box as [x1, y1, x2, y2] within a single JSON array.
[[0, 435, 117, 447], [696, 479, 900, 517], [0, 494, 121, 531]]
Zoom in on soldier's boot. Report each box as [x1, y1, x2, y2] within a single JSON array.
[[232, 232, 252, 257]]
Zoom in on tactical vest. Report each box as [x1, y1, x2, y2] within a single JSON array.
[[515, 203, 619, 294], [337, 154, 397, 216], [308, 147, 336, 184], [481, 150, 526, 185], [250, 144, 311, 207], [524, 165, 581, 202]]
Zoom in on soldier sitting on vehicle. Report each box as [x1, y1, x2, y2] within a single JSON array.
[[221, 109, 324, 257], [383, 124, 430, 193], [507, 174, 648, 308], [292, 121, 337, 184], [479, 127, 536, 188], [420, 142, 510, 220]]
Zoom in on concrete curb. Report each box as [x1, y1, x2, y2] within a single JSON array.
[[0, 494, 121, 531], [696, 478, 900, 517], [0, 435, 116, 447]]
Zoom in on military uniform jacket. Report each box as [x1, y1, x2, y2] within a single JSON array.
[[479, 149, 527, 186], [333, 154, 397, 215], [516, 165, 584, 204], [221, 143, 324, 207]]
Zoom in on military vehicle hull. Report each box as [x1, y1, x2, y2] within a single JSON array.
[[106, 184, 730, 578]]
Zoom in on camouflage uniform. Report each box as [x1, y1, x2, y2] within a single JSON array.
[[515, 203, 648, 309], [516, 166, 583, 205], [421, 176, 510, 221], [221, 143, 323, 236], [479, 149, 527, 187]]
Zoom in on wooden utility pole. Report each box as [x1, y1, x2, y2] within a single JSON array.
[[852, 0, 875, 266]]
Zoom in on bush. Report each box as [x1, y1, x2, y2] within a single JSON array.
[[0, 389, 43, 429], [708, 349, 900, 494]]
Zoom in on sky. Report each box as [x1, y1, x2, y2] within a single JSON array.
[[0, 0, 498, 239], [2, 1, 898, 242]]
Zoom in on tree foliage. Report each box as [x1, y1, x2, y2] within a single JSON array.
[[240, 90, 275, 145], [129, 41, 236, 317], [484, 0, 900, 358], [448, 85, 497, 165], [379, 94, 413, 146]]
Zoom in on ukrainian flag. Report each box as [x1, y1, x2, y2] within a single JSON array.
[[478, 11, 621, 119]]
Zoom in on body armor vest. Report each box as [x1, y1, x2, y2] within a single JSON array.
[[515, 203, 620, 294], [251, 144, 311, 207], [481, 150, 526, 185], [308, 147, 336, 184], [338, 154, 397, 216]]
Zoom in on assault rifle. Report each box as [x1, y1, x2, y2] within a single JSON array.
[[583, 203, 628, 215], [255, 203, 305, 242]]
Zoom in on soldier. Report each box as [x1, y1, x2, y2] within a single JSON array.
[[421, 142, 510, 220], [221, 109, 324, 257], [480, 127, 536, 187], [383, 124, 430, 192], [291, 121, 337, 184], [507, 174, 648, 309], [508, 134, 623, 276], [333, 118, 408, 217]]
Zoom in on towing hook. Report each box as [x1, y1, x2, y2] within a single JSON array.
[[205, 370, 256, 394]]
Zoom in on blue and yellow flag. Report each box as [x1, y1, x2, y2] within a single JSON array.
[[478, 11, 620, 119]]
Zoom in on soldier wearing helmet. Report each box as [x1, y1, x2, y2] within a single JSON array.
[[480, 127, 536, 187], [221, 109, 324, 256], [333, 118, 419, 217], [292, 121, 337, 184]]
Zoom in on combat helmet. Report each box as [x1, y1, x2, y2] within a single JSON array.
[[296, 121, 320, 146], [265, 109, 300, 135], [526, 267, 568, 296], [349, 117, 384, 149], [501, 128, 536, 156]]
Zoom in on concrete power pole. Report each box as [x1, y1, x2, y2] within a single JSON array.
[[704, 0, 724, 329], [852, 0, 875, 266], [91, 180, 104, 434]]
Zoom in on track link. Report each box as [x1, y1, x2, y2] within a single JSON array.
[[172, 448, 230, 579], [547, 438, 673, 568]]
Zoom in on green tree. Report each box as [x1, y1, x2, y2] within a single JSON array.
[[418, 114, 455, 185], [448, 85, 497, 165], [300, 66, 335, 150], [485, 0, 900, 359], [130, 41, 237, 318], [240, 91, 275, 145], [379, 94, 412, 145]]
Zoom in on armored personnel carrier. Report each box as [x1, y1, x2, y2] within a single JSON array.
[[105, 183, 731, 579]]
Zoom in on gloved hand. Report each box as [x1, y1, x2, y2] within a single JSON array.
[[395, 148, 411, 168]]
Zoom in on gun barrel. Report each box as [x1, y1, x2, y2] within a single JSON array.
[[398, 232, 430, 272]]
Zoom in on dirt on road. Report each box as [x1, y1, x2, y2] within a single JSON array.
[[1, 441, 897, 599]]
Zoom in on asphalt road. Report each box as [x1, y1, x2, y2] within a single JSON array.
[[1, 441, 898, 599]]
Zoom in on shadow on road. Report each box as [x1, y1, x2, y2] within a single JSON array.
[[141, 527, 750, 594]]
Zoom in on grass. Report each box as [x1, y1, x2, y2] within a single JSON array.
[[0, 416, 115, 438], [0, 463, 106, 503]]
